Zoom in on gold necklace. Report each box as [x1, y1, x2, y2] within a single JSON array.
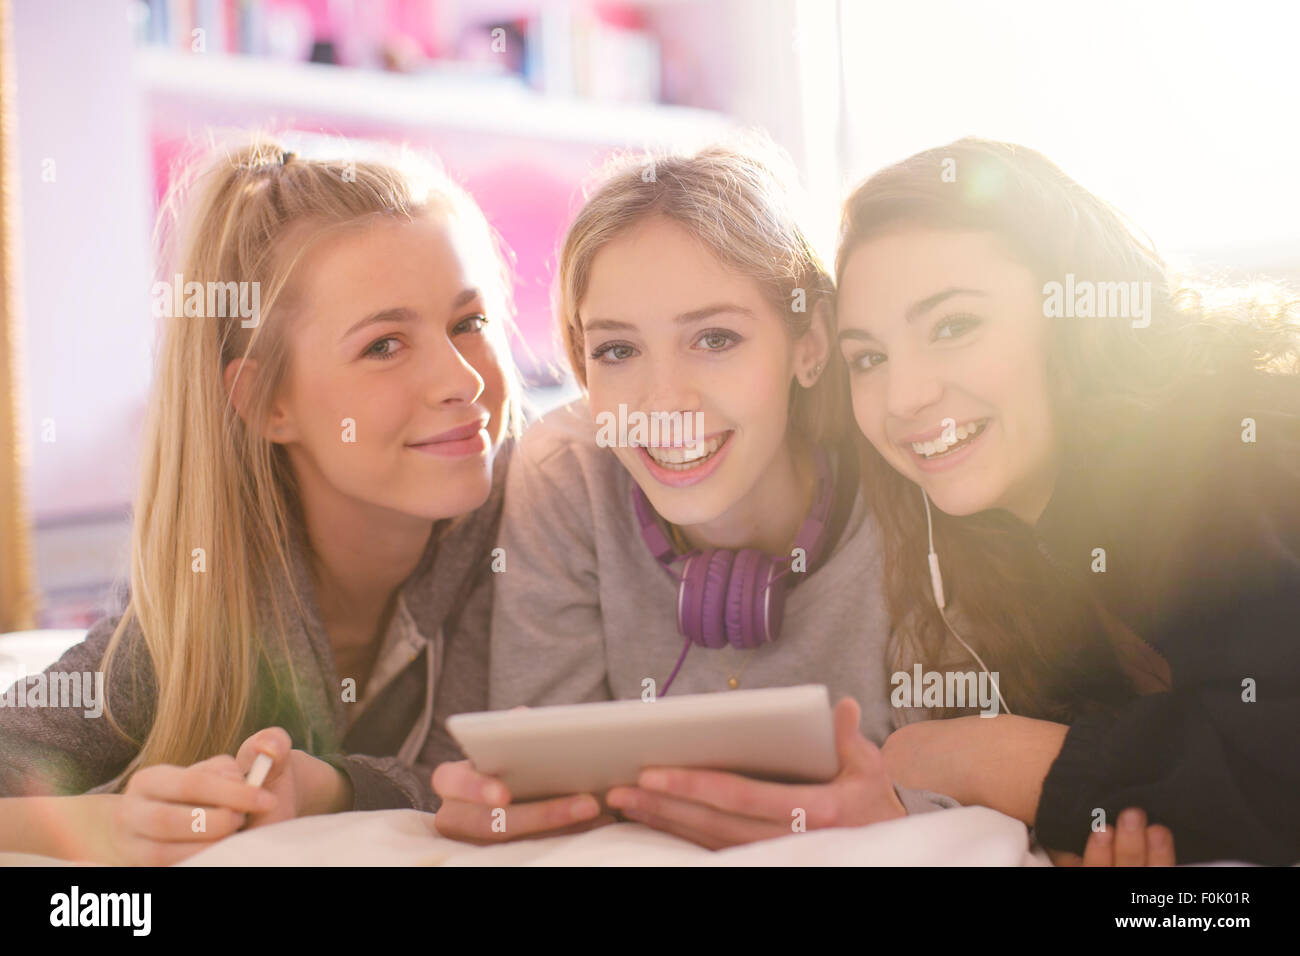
[[721, 645, 755, 689]]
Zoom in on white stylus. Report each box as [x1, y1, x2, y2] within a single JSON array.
[[244, 752, 274, 788]]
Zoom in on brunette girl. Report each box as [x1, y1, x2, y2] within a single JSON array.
[[836, 138, 1300, 865]]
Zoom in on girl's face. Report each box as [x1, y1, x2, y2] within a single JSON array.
[[835, 228, 1059, 524], [265, 213, 509, 525], [580, 215, 815, 527]]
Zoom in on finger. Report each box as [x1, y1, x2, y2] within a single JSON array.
[[191, 755, 244, 780], [1113, 808, 1148, 866], [236, 727, 293, 780], [623, 768, 838, 827], [1146, 825, 1176, 867], [1081, 826, 1114, 866], [432, 760, 514, 807], [613, 787, 792, 846], [135, 764, 276, 815], [832, 697, 881, 778], [433, 793, 602, 842], [436, 811, 618, 848], [621, 807, 735, 851], [124, 800, 248, 843]]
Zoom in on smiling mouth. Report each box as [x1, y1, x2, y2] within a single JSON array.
[[640, 431, 733, 471], [908, 418, 990, 460]]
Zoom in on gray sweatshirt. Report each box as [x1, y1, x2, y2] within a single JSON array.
[[0, 442, 511, 812], [489, 401, 958, 815]]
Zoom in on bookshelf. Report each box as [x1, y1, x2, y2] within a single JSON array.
[[136, 47, 735, 147]]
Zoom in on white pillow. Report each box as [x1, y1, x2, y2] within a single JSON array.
[[0, 629, 88, 682]]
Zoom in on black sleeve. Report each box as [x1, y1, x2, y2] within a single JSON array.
[[1035, 391, 1300, 865], [1035, 616, 1300, 864], [317, 753, 436, 812]]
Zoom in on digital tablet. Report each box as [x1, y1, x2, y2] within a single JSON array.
[[446, 684, 838, 802]]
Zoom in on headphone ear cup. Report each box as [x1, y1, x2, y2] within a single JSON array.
[[726, 549, 765, 648], [762, 561, 787, 645], [741, 550, 787, 647], [681, 549, 735, 649]]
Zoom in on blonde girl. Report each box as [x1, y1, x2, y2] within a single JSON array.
[[433, 140, 957, 847], [0, 138, 520, 864]]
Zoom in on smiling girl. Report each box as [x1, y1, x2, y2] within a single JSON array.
[[835, 138, 1300, 865], [432, 142, 958, 847], [0, 139, 519, 864]]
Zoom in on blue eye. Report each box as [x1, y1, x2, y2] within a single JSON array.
[[590, 342, 637, 364], [695, 329, 741, 352]]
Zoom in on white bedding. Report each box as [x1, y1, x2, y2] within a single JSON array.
[[0, 630, 1047, 867], [0, 797, 1050, 867], [161, 805, 1052, 866]]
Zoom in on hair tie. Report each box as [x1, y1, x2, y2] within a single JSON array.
[[280, 150, 295, 167]]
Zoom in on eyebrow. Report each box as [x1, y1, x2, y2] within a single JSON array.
[[905, 287, 986, 321], [340, 287, 483, 342], [837, 286, 987, 343], [582, 303, 755, 335]]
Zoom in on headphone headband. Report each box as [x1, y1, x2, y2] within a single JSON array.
[[630, 481, 678, 564]]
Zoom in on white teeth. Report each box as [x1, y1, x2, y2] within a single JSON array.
[[910, 420, 986, 458], [645, 433, 727, 469], [680, 442, 711, 462]]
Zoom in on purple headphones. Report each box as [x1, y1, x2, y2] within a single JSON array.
[[631, 446, 835, 662]]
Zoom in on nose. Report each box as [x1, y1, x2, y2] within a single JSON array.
[[425, 336, 486, 409], [640, 356, 701, 420], [884, 351, 944, 423]]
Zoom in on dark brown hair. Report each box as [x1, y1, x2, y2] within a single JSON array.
[[837, 137, 1300, 722]]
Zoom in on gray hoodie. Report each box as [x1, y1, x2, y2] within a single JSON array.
[[489, 402, 958, 815], [0, 442, 512, 812]]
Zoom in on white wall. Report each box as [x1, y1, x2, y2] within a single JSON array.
[[13, 0, 153, 520], [836, 0, 1300, 259]]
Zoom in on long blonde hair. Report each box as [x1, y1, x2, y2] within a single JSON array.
[[105, 137, 520, 770], [556, 138, 849, 447]]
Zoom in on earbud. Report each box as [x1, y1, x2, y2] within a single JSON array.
[[928, 551, 946, 611], [921, 488, 945, 609]]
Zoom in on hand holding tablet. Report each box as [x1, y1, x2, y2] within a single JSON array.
[[435, 687, 905, 849], [447, 684, 839, 801]]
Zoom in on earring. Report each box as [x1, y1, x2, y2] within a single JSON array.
[[804, 361, 824, 386]]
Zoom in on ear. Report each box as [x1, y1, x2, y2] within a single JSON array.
[[794, 298, 833, 387], [223, 357, 298, 443]]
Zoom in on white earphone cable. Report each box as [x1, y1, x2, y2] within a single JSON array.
[[922, 489, 1013, 716]]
